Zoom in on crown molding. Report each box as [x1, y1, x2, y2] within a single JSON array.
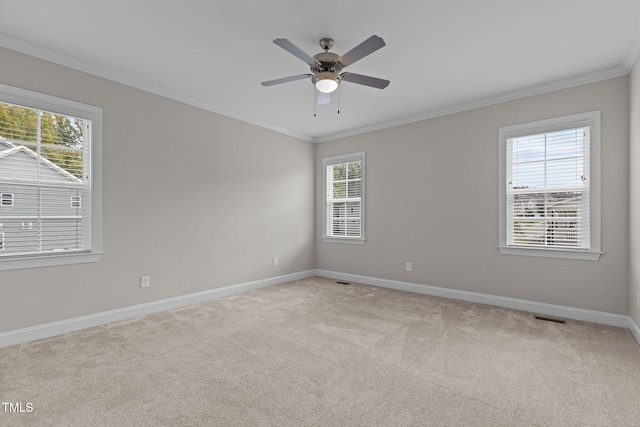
[[313, 65, 630, 143], [1, 32, 635, 145], [0, 33, 313, 143]]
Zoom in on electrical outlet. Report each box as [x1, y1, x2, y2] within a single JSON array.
[[406, 262, 412, 272], [140, 276, 150, 288], [273, 258, 278, 267]]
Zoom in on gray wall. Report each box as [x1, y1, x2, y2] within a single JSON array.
[[0, 46, 315, 333], [0, 45, 634, 334], [315, 77, 630, 315], [630, 57, 640, 326]]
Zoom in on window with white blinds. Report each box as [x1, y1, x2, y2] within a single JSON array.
[[0, 84, 102, 270], [323, 152, 365, 243], [498, 111, 601, 260]]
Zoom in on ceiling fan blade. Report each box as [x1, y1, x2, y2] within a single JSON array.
[[338, 35, 386, 68], [273, 38, 320, 66], [261, 74, 312, 86], [342, 73, 390, 89]]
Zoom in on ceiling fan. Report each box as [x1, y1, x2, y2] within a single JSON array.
[[261, 35, 390, 98]]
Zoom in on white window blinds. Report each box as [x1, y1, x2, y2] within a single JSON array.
[[507, 127, 590, 249], [0, 101, 92, 258], [324, 152, 365, 242]]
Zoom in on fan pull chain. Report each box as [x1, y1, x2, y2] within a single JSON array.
[[314, 87, 317, 117], [337, 87, 340, 114]]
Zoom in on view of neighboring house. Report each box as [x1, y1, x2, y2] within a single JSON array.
[[511, 192, 583, 247], [0, 137, 83, 255]]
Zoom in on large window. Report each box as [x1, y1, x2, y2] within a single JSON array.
[[498, 111, 601, 260], [0, 84, 102, 270], [323, 152, 365, 244]]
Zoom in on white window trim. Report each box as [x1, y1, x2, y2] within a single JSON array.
[[323, 151, 365, 244], [0, 83, 103, 271], [498, 111, 601, 261]]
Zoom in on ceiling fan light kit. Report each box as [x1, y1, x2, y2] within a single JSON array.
[[262, 35, 390, 109], [312, 72, 341, 93]]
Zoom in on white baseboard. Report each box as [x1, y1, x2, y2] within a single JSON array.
[[314, 270, 634, 331], [4, 269, 639, 349], [0, 270, 315, 348]]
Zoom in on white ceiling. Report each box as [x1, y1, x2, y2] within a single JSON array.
[[1, 0, 639, 142]]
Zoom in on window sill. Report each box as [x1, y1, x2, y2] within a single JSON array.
[[0, 252, 103, 271], [498, 246, 601, 261], [323, 237, 365, 245]]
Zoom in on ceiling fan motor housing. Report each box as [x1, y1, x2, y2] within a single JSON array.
[[311, 52, 343, 74]]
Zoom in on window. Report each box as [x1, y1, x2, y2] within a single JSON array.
[[1, 192, 13, 206], [0, 84, 102, 270], [498, 111, 601, 260], [323, 152, 365, 243]]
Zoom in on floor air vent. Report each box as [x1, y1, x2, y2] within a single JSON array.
[[336, 281, 351, 285], [534, 315, 567, 324]]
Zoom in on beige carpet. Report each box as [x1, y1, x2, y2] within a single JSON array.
[[1, 276, 640, 426]]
